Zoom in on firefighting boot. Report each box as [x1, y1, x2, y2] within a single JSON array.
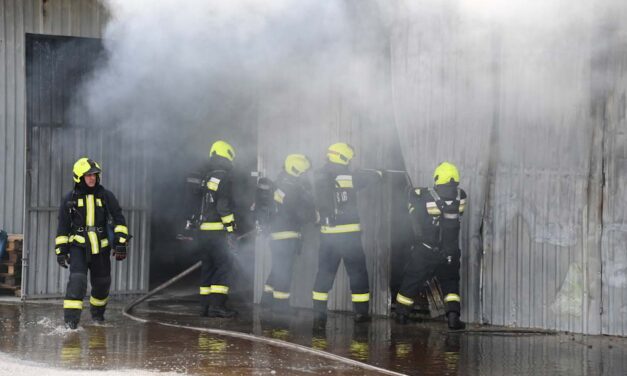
[[394, 304, 411, 325], [64, 309, 81, 330], [353, 301, 370, 323], [271, 297, 291, 315], [90, 306, 106, 322], [447, 311, 466, 330], [260, 288, 273, 309], [200, 295, 210, 317], [313, 300, 327, 329], [207, 294, 237, 318]]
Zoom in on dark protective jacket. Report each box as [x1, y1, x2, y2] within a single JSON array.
[[268, 171, 317, 235], [187, 156, 236, 233], [314, 162, 381, 232], [55, 183, 128, 256], [408, 183, 467, 255]]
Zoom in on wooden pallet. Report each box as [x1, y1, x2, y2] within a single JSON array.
[[6, 234, 23, 252], [0, 272, 17, 286], [4, 251, 21, 263], [0, 262, 21, 278], [0, 285, 20, 298], [0, 263, 22, 296], [1, 234, 22, 296]]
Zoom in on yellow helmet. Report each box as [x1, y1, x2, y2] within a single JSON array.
[[73, 157, 102, 183], [433, 162, 460, 186], [284, 154, 311, 177], [209, 140, 235, 162], [327, 142, 354, 165]]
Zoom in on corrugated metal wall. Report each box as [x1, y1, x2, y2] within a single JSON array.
[[389, 2, 494, 326], [254, 0, 627, 335], [0, 0, 106, 234], [388, 1, 627, 335], [601, 5, 627, 335], [25, 125, 150, 298], [2, 0, 625, 334]]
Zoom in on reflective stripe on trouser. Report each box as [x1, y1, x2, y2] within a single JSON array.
[[313, 232, 369, 314], [64, 300, 83, 310], [396, 293, 414, 306], [352, 293, 369, 302], [273, 290, 290, 300], [264, 284, 274, 293], [320, 223, 361, 234], [270, 231, 300, 240], [200, 286, 211, 295], [210, 285, 229, 294], [313, 291, 328, 301], [444, 293, 460, 303], [90, 296, 108, 307]]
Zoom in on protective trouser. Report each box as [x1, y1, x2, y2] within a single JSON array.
[[264, 238, 301, 310], [64, 246, 111, 323], [198, 234, 233, 313], [312, 232, 370, 315], [396, 243, 461, 316]]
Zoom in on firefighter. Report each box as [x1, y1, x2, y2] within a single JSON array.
[[186, 140, 238, 318], [55, 157, 129, 329], [312, 143, 381, 325], [395, 162, 467, 330], [259, 154, 317, 312]]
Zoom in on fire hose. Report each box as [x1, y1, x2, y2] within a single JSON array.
[[122, 231, 407, 376]]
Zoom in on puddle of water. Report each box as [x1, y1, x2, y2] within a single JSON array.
[[2, 297, 627, 376], [0, 303, 381, 375]]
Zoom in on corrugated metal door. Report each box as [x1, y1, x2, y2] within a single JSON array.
[[23, 34, 150, 298]]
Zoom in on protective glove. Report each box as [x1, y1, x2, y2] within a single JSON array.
[[56, 250, 69, 269], [113, 245, 127, 261]]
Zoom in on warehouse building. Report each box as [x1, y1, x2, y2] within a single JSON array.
[[0, 0, 626, 336]]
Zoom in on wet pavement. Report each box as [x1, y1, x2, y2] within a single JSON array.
[[1, 294, 627, 375]]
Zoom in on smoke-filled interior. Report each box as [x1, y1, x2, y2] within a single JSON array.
[[66, 0, 627, 334]]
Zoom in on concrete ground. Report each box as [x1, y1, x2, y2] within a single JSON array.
[[0, 293, 626, 375]]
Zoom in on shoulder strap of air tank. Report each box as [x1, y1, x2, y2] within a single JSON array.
[[428, 187, 441, 202], [98, 189, 114, 222]]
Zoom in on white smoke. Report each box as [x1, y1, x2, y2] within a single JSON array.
[[79, 0, 366, 158], [74, 0, 627, 315]]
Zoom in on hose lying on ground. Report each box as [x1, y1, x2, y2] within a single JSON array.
[[122, 261, 407, 376]]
